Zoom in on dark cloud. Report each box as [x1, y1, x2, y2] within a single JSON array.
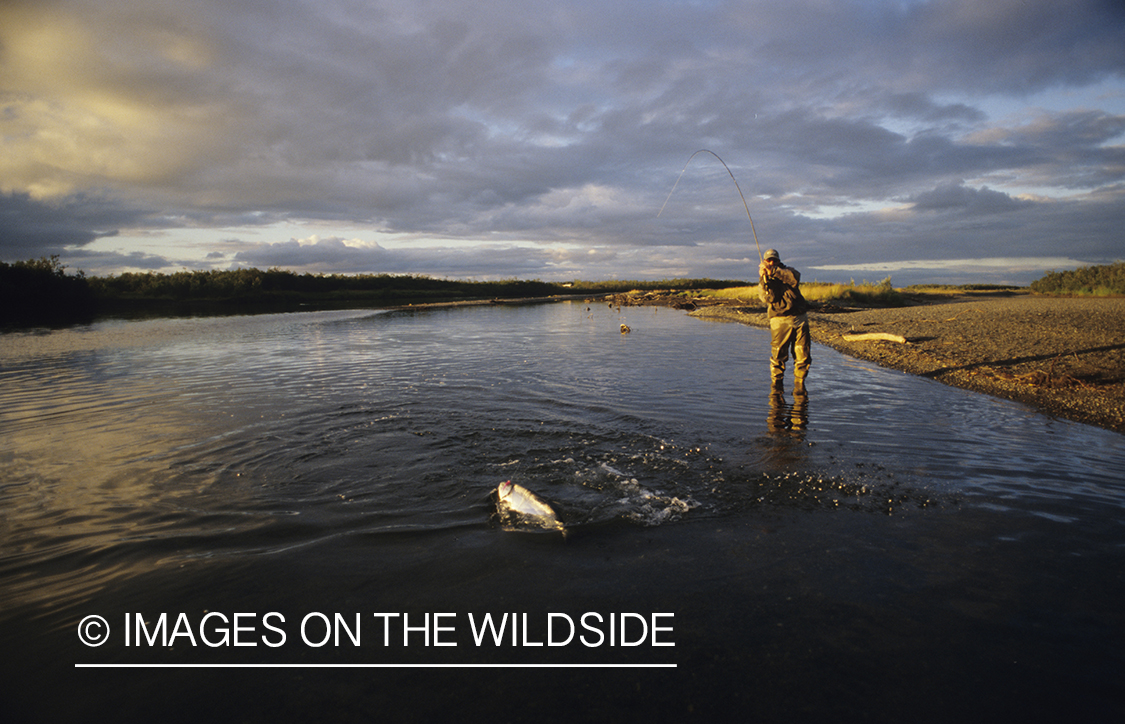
[[0, 193, 132, 258], [880, 92, 986, 125], [62, 249, 175, 276], [232, 238, 385, 270], [902, 0, 1125, 93], [908, 183, 1029, 213]]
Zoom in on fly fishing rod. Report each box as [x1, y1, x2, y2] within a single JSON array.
[[657, 149, 763, 262]]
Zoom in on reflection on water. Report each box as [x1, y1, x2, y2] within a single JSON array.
[[2, 302, 1124, 722], [761, 382, 810, 474], [767, 382, 808, 437]]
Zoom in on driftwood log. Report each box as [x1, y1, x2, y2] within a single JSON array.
[[841, 332, 908, 344]]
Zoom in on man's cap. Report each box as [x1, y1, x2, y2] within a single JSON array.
[[763, 249, 780, 261]]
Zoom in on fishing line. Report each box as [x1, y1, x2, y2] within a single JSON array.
[[657, 149, 763, 262]]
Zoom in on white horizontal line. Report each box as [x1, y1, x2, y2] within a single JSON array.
[[75, 663, 676, 669]]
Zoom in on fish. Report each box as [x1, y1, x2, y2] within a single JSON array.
[[494, 480, 565, 536]]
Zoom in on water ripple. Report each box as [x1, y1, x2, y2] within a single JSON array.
[[2, 303, 1124, 610]]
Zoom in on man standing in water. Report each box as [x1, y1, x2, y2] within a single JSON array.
[[759, 248, 811, 387]]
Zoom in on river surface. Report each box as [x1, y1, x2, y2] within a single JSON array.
[[2, 301, 1123, 723]]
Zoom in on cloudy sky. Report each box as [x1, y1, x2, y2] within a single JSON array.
[[2, 0, 1123, 285]]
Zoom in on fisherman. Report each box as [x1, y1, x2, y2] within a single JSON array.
[[758, 248, 810, 387]]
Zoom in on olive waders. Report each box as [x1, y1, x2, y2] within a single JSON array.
[[769, 313, 811, 385]]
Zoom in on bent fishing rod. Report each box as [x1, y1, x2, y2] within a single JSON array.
[[657, 149, 763, 263]]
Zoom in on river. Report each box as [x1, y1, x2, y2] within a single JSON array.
[[2, 301, 1122, 722]]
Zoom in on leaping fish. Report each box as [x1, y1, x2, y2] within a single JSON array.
[[495, 480, 566, 536]]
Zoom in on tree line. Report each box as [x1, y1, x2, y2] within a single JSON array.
[[1, 256, 98, 325]]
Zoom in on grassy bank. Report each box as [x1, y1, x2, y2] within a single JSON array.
[[700, 277, 907, 306]]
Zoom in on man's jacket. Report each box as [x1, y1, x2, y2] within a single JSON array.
[[759, 265, 810, 318]]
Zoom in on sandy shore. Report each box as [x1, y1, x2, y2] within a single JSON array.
[[677, 292, 1125, 434]]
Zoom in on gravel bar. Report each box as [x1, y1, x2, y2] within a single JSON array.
[[684, 291, 1125, 434]]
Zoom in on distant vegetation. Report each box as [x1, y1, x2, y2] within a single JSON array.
[[1030, 262, 1125, 296], [86, 269, 745, 309], [88, 267, 562, 308], [1, 256, 97, 325]]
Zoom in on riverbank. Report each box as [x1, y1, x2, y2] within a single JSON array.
[[675, 291, 1125, 434]]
